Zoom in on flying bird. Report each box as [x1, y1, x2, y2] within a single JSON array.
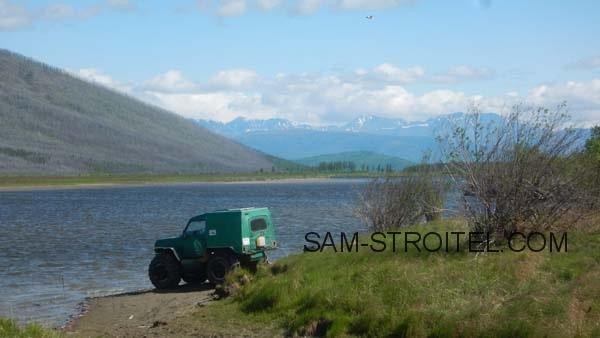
[[366, 15, 373, 20]]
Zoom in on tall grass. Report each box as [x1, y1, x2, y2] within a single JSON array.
[[223, 219, 600, 337], [0, 318, 62, 338]]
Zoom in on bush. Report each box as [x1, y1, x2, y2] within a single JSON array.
[[356, 159, 448, 231], [438, 103, 593, 239], [583, 125, 600, 206]]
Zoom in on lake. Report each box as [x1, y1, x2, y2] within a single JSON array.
[[0, 179, 368, 326]]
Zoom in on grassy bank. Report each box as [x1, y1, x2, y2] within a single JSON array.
[[0, 318, 61, 338], [198, 218, 599, 337]]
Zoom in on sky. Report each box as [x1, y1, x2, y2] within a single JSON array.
[[1, 0, 599, 126]]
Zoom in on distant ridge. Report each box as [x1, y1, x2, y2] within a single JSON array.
[[0, 49, 276, 175], [196, 114, 502, 161], [197, 113, 504, 137]]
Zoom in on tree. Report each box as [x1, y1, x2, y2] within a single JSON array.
[[585, 126, 600, 159], [355, 154, 448, 230], [584, 125, 600, 200], [438, 103, 589, 239]]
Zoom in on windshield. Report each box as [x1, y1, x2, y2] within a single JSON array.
[[184, 219, 206, 234]]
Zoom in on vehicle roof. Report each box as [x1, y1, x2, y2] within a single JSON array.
[[205, 207, 269, 214]]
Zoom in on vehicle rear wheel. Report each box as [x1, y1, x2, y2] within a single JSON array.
[[149, 253, 181, 289], [206, 253, 238, 285]]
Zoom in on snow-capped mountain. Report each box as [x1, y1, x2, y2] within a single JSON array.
[[196, 113, 502, 136], [194, 113, 504, 161], [342, 115, 408, 133], [197, 114, 433, 135], [197, 117, 314, 136]]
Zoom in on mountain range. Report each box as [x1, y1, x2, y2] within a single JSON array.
[[0, 49, 278, 175], [196, 113, 504, 161]]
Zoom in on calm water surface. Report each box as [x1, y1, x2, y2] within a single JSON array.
[[0, 179, 368, 326]]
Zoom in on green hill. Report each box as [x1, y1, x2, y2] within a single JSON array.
[[0, 49, 275, 175], [296, 151, 414, 170]]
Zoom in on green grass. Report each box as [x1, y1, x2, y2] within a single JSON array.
[[212, 219, 599, 337], [0, 318, 62, 338], [184, 300, 284, 337]]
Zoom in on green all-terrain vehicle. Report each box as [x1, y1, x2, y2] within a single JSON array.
[[149, 207, 277, 289]]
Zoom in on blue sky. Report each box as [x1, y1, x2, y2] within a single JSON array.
[[1, 0, 599, 125]]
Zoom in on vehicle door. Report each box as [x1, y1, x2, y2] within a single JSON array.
[[181, 216, 206, 258]]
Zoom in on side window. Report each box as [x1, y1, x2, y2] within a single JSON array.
[[250, 218, 268, 231], [185, 220, 206, 234]]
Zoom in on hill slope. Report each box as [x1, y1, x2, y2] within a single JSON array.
[[0, 50, 274, 175], [296, 151, 413, 170]]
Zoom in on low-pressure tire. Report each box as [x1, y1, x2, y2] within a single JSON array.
[[149, 253, 181, 290], [206, 254, 238, 285]]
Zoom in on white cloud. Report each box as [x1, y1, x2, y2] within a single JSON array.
[[294, 0, 324, 14], [334, 0, 415, 10], [257, 0, 282, 10], [527, 79, 600, 125], [145, 91, 277, 121], [292, 0, 416, 15], [218, 0, 247, 17], [2, 0, 416, 25], [0, 0, 135, 30], [371, 63, 425, 84], [567, 55, 600, 70], [431, 65, 494, 83], [0, 0, 30, 30], [106, 0, 135, 10], [67, 65, 600, 126], [42, 3, 77, 20], [146, 71, 600, 125], [141, 67, 485, 123], [210, 69, 258, 88], [75, 68, 132, 93], [143, 70, 197, 93]]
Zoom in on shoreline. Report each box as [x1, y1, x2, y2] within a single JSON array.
[[60, 287, 156, 331], [0, 176, 369, 192], [61, 284, 273, 337]]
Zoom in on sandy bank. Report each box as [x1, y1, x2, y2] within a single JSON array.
[[64, 285, 215, 337], [63, 283, 281, 337]]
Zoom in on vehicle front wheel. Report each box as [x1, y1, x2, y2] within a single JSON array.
[[149, 253, 181, 289], [206, 254, 238, 285]]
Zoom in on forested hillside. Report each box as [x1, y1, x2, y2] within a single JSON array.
[[0, 50, 275, 175], [296, 151, 413, 171]]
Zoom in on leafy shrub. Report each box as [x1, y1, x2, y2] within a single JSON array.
[[356, 158, 448, 231], [438, 103, 593, 239]]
